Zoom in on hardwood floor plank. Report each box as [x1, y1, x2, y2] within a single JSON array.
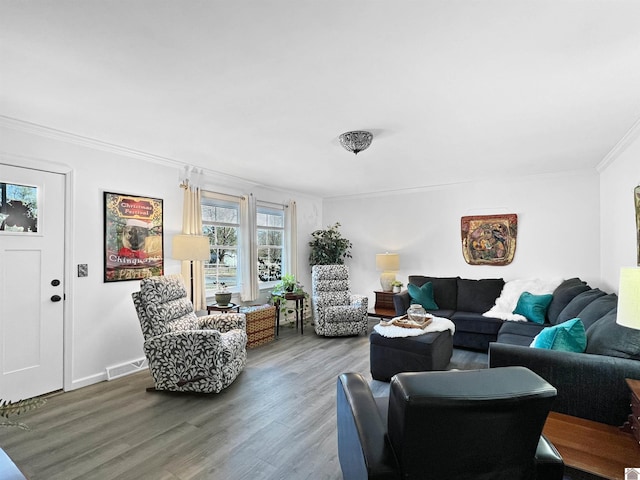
[[0, 321, 487, 479]]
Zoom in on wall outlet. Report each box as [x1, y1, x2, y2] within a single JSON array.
[[78, 264, 88, 277]]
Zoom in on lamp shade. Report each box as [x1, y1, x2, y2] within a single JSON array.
[[376, 252, 400, 292], [172, 234, 210, 261], [376, 253, 400, 272], [616, 267, 640, 330]]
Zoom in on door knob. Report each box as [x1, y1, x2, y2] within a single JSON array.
[[51, 295, 62, 302], [51, 279, 61, 286]]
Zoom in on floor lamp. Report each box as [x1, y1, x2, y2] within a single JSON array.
[[172, 234, 211, 304]]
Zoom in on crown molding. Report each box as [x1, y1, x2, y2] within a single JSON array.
[[0, 115, 265, 191], [323, 168, 596, 202], [0, 115, 185, 168], [597, 116, 640, 172]]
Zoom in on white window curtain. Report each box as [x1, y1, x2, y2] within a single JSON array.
[[284, 199, 298, 278], [180, 172, 207, 310], [239, 193, 259, 301]]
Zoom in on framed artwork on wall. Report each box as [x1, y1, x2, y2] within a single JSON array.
[[636, 185, 640, 266], [461, 214, 518, 266], [104, 192, 164, 282]]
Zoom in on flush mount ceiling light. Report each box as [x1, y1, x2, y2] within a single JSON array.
[[339, 131, 373, 154]]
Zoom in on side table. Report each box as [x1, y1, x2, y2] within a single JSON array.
[[368, 290, 397, 319], [543, 411, 638, 480], [241, 304, 276, 348], [625, 378, 640, 444], [206, 302, 240, 314], [273, 292, 305, 336]]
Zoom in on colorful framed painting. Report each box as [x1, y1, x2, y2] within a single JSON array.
[[104, 192, 164, 282], [636, 185, 640, 266], [461, 214, 518, 266]]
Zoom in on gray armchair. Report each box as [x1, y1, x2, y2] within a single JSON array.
[[132, 274, 247, 393], [311, 265, 368, 337]]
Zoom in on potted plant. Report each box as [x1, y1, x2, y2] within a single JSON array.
[[1, 397, 46, 430], [214, 282, 232, 307], [308, 222, 353, 266], [391, 280, 403, 293], [270, 274, 307, 317], [279, 273, 298, 293]]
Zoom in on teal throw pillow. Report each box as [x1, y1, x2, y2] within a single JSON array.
[[407, 282, 439, 311], [531, 318, 587, 353], [513, 291, 553, 324]]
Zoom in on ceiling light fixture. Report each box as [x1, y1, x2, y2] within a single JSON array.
[[339, 131, 373, 155]]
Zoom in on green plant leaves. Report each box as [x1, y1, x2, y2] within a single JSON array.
[[308, 222, 353, 266], [0, 397, 46, 430]]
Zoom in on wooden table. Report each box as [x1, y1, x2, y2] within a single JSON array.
[[273, 292, 305, 336], [206, 302, 240, 314], [543, 411, 639, 480], [368, 291, 397, 319], [626, 378, 640, 444]]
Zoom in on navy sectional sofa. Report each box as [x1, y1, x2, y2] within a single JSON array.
[[393, 275, 506, 350], [490, 277, 640, 426], [394, 275, 640, 426]]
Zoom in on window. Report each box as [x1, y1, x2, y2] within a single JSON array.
[[0, 182, 38, 232], [201, 193, 240, 293], [201, 192, 289, 298], [257, 204, 284, 285]]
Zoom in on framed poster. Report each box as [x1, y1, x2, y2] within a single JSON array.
[[461, 214, 518, 266], [104, 192, 163, 282]]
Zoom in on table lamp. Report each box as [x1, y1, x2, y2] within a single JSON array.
[[376, 252, 400, 292], [616, 267, 640, 330], [172, 234, 211, 302]]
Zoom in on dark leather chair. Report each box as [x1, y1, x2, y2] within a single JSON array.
[[337, 366, 564, 480]]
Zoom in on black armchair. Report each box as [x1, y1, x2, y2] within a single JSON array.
[[337, 367, 564, 480]]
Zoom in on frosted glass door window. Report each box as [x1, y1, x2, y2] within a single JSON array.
[[0, 182, 38, 232]]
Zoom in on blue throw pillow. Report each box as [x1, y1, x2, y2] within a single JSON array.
[[531, 318, 587, 353], [407, 282, 439, 310], [513, 291, 553, 324]]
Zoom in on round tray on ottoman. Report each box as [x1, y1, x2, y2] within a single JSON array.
[[369, 329, 453, 382]]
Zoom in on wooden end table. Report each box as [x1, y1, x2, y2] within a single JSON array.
[[273, 292, 305, 336], [543, 411, 639, 480], [206, 302, 240, 314], [368, 290, 397, 319], [625, 378, 640, 444]]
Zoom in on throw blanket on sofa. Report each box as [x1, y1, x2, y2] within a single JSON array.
[[483, 277, 563, 321], [374, 316, 456, 338]]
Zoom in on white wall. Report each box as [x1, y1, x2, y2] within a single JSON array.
[[0, 120, 322, 392], [323, 170, 602, 303], [2, 113, 634, 393], [600, 129, 640, 291]]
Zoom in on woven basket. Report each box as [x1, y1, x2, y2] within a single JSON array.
[[241, 304, 276, 348]]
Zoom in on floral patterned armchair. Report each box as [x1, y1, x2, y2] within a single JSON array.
[[311, 265, 369, 337], [132, 274, 247, 393]]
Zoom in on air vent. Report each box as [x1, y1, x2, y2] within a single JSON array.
[[106, 358, 148, 381]]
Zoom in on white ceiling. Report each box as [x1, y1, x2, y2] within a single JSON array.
[[2, 1, 640, 198]]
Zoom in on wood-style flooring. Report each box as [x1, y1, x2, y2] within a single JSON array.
[[0, 319, 487, 480]]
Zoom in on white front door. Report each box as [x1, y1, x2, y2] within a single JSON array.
[[0, 164, 65, 401]]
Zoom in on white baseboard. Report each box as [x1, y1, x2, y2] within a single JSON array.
[[106, 357, 148, 381]]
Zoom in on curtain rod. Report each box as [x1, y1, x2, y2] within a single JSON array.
[[257, 199, 287, 209], [201, 190, 242, 202]]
